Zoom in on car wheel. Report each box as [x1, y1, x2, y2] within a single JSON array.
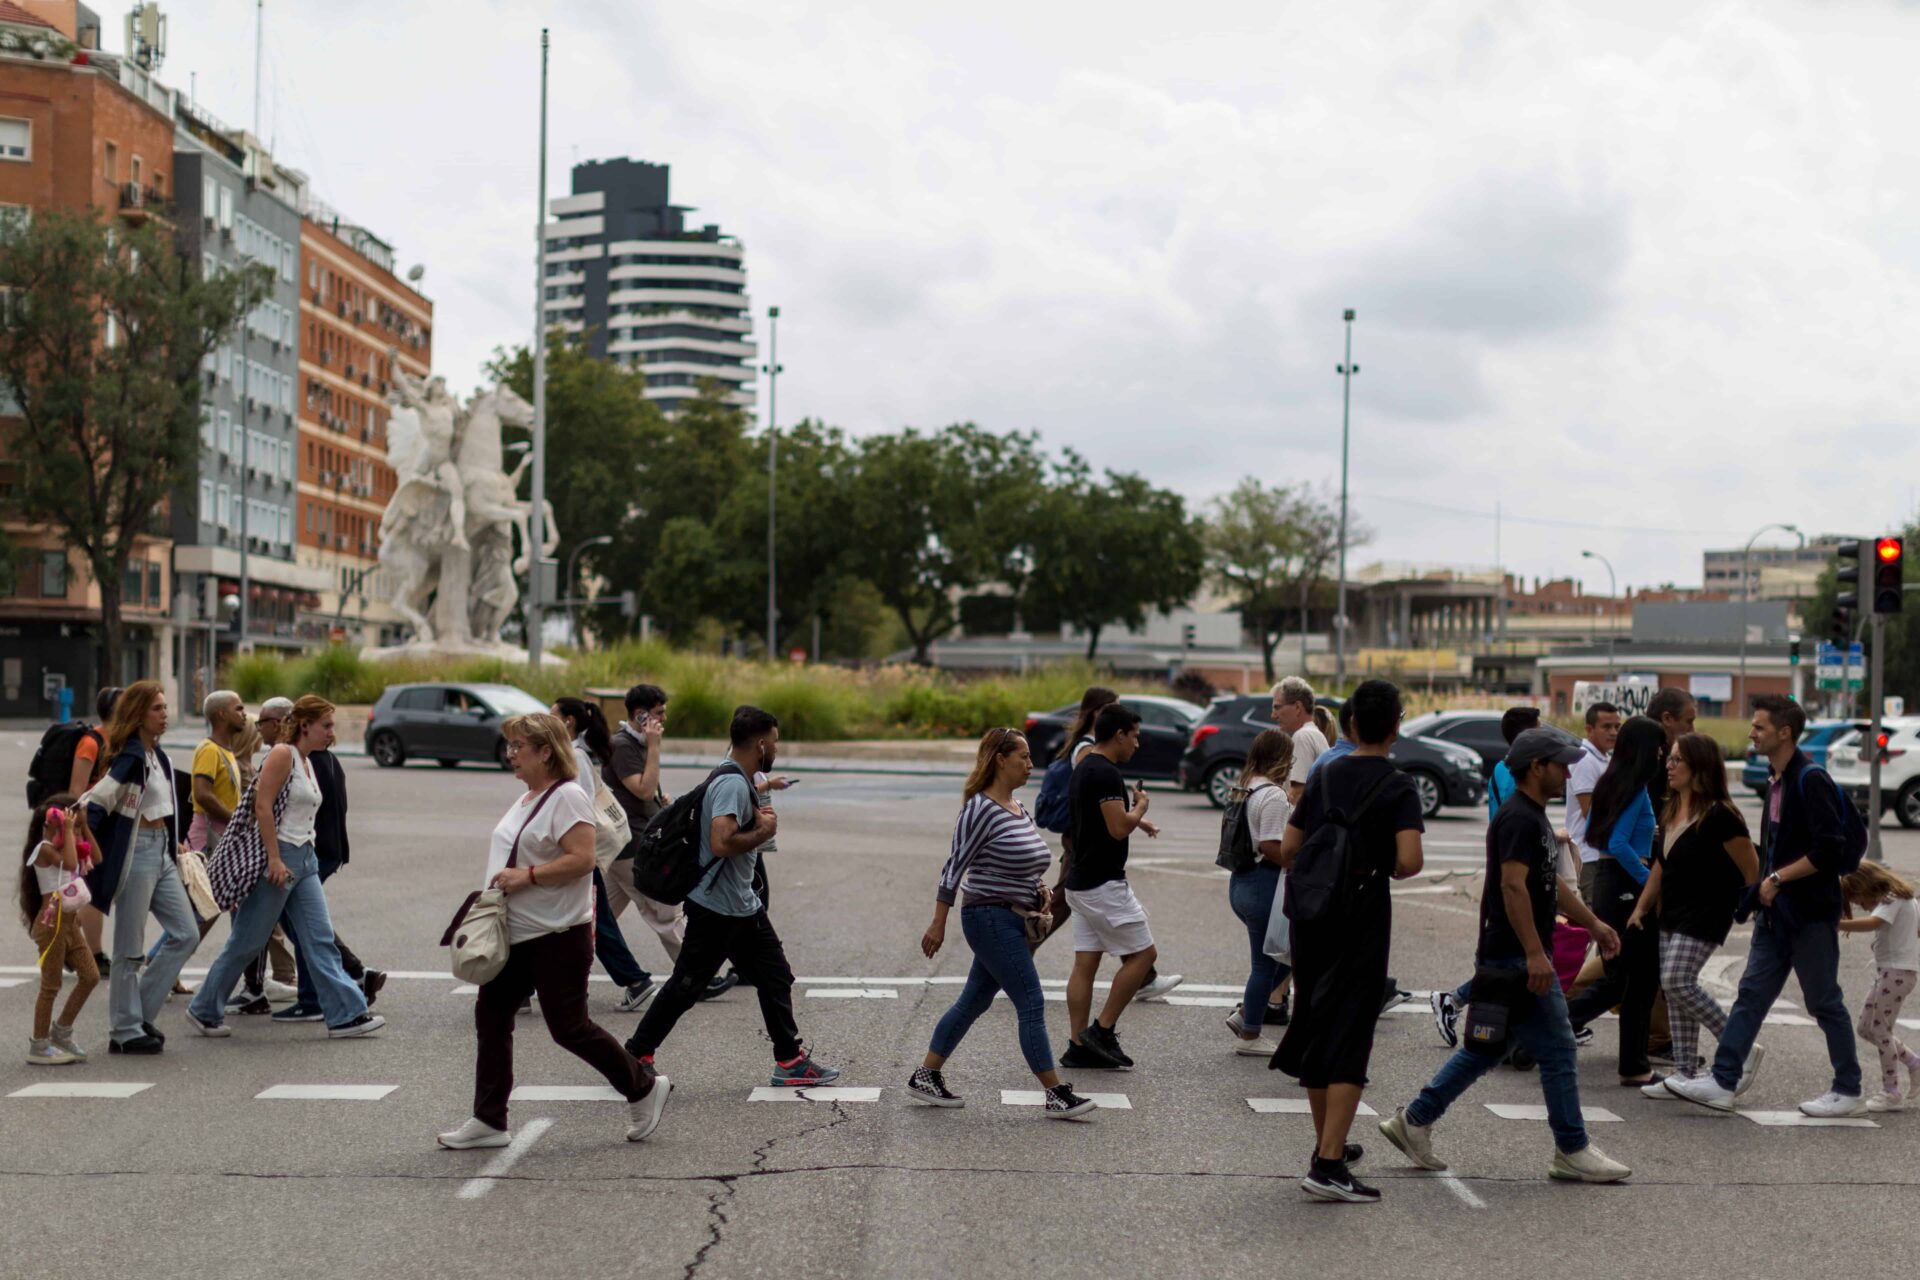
[[1897, 780, 1920, 830], [369, 732, 405, 768], [438, 759, 461, 769], [1203, 760, 1242, 810], [495, 738, 513, 771], [1406, 768, 1444, 819]]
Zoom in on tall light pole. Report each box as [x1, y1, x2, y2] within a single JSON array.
[[526, 28, 550, 668], [1736, 522, 1803, 716], [1334, 308, 1358, 689], [1581, 550, 1617, 677], [565, 534, 612, 649], [763, 305, 783, 659]]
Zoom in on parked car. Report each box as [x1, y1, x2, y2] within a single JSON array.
[[364, 682, 551, 769], [1023, 695, 1204, 780], [1176, 694, 1485, 816], [1398, 710, 1512, 777], [1740, 719, 1867, 797], [1827, 716, 1920, 828]]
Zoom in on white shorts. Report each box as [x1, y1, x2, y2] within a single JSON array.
[[1065, 880, 1154, 957]]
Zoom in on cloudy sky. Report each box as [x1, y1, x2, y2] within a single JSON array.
[[171, 0, 1920, 594]]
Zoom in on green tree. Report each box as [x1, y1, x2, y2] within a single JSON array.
[[1024, 456, 1207, 660], [1802, 520, 1920, 710], [1203, 479, 1353, 681], [713, 418, 856, 654], [0, 208, 271, 683]]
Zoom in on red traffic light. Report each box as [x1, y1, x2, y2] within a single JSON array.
[[1877, 537, 1902, 562]]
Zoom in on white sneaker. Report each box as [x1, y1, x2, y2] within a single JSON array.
[[626, 1075, 672, 1142], [1641, 1078, 1680, 1099], [438, 1117, 511, 1150], [25, 1039, 76, 1066], [1664, 1074, 1737, 1112], [185, 1011, 231, 1038], [1378, 1107, 1446, 1171], [262, 978, 300, 1005], [1235, 1035, 1278, 1057], [1225, 1006, 1247, 1037], [1866, 1091, 1905, 1113], [1735, 1043, 1766, 1097], [1798, 1091, 1867, 1118], [1550, 1143, 1631, 1183], [1136, 972, 1184, 1002]]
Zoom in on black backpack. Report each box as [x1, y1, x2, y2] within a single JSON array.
[[628, 761, 753, 905], [1215, 784, 1257, 872], [26, 722, 99, 808], [1283, 765, 1399, 926]]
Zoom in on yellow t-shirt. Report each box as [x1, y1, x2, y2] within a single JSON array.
[[191, 740, 241, 816]]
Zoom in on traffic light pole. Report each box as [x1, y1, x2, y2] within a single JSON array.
[[1868, 612, 1885, 863]]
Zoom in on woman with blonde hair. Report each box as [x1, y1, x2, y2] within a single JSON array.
[[909, 728, 1095, 1118], [1220, 728, 1295, 1057], [439, 713, 668, 1150], [186, 696, 383, 1040]]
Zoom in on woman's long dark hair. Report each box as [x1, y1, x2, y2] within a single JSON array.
[[1065, 687, 1118, 749], [552, 697, 613, 767], [1663, 731, 1734, 831], [1588, 715, 1666, 852]]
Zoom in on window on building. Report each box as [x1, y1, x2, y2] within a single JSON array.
[[200, 479, 213, 524], [147, 563, 161, 604], [123, 563, 142, 605], [103, 141, 117, 182], [217, 409, 232, 453], [202, 175, 216, 217], [103, 313, 118, 347], [40, 552, 66, 598], [216, 484, 231, 529], [200, 404, 214, 447], [130, 155, 142, 188], [0, 118, 28, 161], [217, 185, 232, 229]]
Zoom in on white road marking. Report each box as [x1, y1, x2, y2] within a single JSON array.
[[993, 991, 1067, 1002], [1764, 1013, 1816, 1027], [457, 1117, 554, 1199], [747, 1086, 882, 1102], [451, 984, 479, 996], [1900, 1019, 1920, 1031], [805, 988, 898, 999], [1435, 1171, 1488, 1209], [0, 978, 27, 989], [1246, 1098, 1379, 1117], [1001, 1089, 1131, 1109], [255, 1084, 397, 1101], [1485, 1103, 1621, 1122], [510, 1085, 625, 1101], [8, 1082, 154, 1098], [1164, 995, 1241, 1008], [1740, 1110, 1878, 1128]]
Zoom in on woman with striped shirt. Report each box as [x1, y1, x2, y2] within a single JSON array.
[[911, 728, 1096, 1119]]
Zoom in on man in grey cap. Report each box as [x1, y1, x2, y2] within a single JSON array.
[[1379, 726, 1632, 1184]]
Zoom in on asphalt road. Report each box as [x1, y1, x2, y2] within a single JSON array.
[[3, 733, 1918, 1280]]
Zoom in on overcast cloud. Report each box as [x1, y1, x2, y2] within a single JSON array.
[[171, 0, 1920, 594]]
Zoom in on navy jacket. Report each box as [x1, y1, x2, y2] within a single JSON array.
[[311, 749, 350, 870], [1759, 749, 1849, 925]]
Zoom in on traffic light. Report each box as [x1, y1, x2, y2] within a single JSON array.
[[1873, 536, 1904, 614], [1832, 540, 1861, 643]]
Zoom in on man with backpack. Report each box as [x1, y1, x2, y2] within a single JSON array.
[[1667, 694, 1866, 1117], [1271, 679, 1425, 1203], [623, 706, 840, 1088]]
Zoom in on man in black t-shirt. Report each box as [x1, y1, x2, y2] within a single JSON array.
[[1060, 704, 1161, 1071], [1381, 727, 1631, 1185]]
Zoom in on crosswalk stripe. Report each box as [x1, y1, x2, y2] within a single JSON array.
[[458, 1117, 553, 1200], [8, 1082, 154, 1098], [510, 1085, 625, 1101], [1164, 995, 1240, 1008], [1001, 1089, 1130, 1109], [255, 1084, 397, 1100], [1485, 1103, 1621, 1122], [1741, 1110, 1878, 1128], [451, 984, 479, 996], [746, 1086, 882, 1102], [1247, 1097, 1379, 1117], [805, 988, 898, 999], [0, 978, 28, 989]]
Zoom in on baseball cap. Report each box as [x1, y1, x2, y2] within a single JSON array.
[[1506, 725, 1586, 773]]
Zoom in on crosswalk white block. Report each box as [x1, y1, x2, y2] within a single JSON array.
[[255, 1084, 397, 1101], [1001, 1090, 1131, 1109], [9, 1082, 154, 1098], [510, 1085, 626, 1101], [1485, 1103, 1621, 1122], [1247, 1098, 1378, 1117], [747, 1086, 882, 1103], [1741, 1110, 1878, 1128], [805, 989, 898, 999]]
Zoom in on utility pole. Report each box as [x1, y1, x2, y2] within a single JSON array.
[[1334, 309, 1357, 689], [252, 0, 263, 136], [763, 305, 783, 659], [527, 28, 550, 667], [1736, 523, 1803, 717]]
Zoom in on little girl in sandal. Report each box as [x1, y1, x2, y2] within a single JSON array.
[[19, 796, 101, 1065], [1840, 863, 1920, 1112]]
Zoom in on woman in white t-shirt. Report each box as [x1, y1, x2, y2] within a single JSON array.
[[438, 712, 670, 1152], [1221, 729, 1295, 1056]]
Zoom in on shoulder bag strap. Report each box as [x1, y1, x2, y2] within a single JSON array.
[[1341, 764, 1401, 827], [507, 781, 565, 870]]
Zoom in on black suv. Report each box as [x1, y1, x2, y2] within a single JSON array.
[[1176, 694, 1486, 817]]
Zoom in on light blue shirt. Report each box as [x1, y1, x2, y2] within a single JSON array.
[[687, 765, 762, 917], [1308, 737, 1356, 777], [1485, 760, 1515, 819]]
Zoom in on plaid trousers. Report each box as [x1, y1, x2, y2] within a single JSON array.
[[1659, 930, 1727, 1078]]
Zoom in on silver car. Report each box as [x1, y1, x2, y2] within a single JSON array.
[[364, 682, 551, 769]]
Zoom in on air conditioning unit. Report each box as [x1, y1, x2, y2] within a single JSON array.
[[318, 350, 330, 366], [344, 363, 355, 378]]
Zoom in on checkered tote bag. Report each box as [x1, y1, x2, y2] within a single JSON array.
[[205, 771, 291, 913]]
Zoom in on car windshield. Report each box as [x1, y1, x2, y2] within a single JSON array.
[[1400, 713, 1445, 737], [475, 686, 549, 717]]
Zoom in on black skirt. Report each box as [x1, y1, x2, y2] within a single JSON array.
[[1271, 883, 1391, 1089]]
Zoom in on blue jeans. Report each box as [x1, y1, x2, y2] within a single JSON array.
[[1710, 910, 1860, 1095], [1228, 863, 1289, 1034], [1406, 956, 1589, 1154], [929, 904, 1055, 1074], [109, 827, 200, 1042], [292, 852, 365, 1008], [593, 868, 650, 989], [188, 841, 368, 1030]]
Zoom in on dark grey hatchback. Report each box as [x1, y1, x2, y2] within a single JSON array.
[[364, 682, 551, 769]]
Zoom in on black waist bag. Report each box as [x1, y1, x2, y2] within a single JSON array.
[[1464, 966, 1531, 1055]]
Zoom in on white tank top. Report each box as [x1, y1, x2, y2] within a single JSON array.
[[276, 751, 323, 847]]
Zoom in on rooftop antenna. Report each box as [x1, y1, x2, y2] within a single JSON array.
[[125, 2, 166, 71]]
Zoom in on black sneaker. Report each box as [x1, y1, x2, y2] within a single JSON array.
[[94, 952, 111, 978], [232, 995, 273, 1017], [108, 1034, 163, 1055], [1343, 1143, 1364, 1166], [1302, 1158, 1381, 1203], [906, 1067, 963, 1108], [1060, 1039, 1122, 1071], [1081, 1023, 1134, 1070], [697, 973, 738, 1002], [1266, 995, 1290, 1026], [360, 970, 388, 1006], [1573, 1024, 1595, 1048], [726, 967, 754, 990], [1044, 1083, 1096, 1120], [271, 1003, 325, 1023], [142, 1022, 166, 1045]]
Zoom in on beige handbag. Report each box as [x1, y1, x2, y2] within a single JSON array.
[[588, 775, 632, 875], [175, 848, 219, 921]]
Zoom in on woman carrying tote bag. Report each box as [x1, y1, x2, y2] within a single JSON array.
[[437, 713, 670, 1152]]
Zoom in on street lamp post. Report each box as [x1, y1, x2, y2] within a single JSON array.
[[763, 305, 783, 659], [526, 28, 552, 668], [1334, 309, 1358, 689], [1580, 550, 1617, 677], [1736, 522, 1803, 717], [565, 534, 613, 649]]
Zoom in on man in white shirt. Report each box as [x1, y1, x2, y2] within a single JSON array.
[[1272, 677, 1329, 805], [1567, 701, 1621, 906]]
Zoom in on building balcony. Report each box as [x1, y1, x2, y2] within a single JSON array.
[[607, 335, 757, 360], [631, 359, 753, 384], [606, 238, 744, 261], [117, 183, 172, 226], [607, 262, 747, 287], [607, 287, 751, 313]]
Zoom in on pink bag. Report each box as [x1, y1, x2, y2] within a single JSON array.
[[1551, 922, 1590, 993]]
